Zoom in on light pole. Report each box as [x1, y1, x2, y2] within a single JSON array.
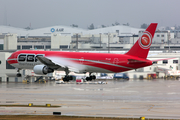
[[76, 33, 78, 51], [108, 33, 110, 53], [100, 33, 102, 48]]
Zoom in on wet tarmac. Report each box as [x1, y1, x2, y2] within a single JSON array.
[[0, 79, 180, 119]]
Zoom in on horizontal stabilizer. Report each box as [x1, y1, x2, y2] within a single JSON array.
[[128, 59, 146, 64]]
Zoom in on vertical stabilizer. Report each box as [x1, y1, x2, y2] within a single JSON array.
[[125, 23, 157, 59]]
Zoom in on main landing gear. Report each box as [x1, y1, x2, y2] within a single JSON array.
[[63, 75, 73, 82], [86, 72, 96, 81], [63, 67, 73, 82], [63, 68, 96, 82], [16, 69, 22, 77]]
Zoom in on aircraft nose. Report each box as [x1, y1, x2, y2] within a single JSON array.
[[7, 56, 11, 64], [6, 52, 18, 65], [7, 54, 13, 64]]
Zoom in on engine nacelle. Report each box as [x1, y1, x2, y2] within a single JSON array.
[[33, 65, 54, 75]]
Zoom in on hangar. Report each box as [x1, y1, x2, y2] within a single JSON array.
[[0, 24, 143, 50], [0, 25, 142, 37]]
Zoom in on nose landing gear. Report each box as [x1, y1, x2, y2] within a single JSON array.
[[16, 69, 22, 77]]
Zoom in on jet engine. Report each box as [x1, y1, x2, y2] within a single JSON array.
[[33, 65, 54, 75]]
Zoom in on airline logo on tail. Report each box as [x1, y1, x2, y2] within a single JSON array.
[[125, 23, 157, 59], [139, 31, 152, 49]]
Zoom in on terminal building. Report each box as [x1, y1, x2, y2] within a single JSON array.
[[0, 25, 180, 82]]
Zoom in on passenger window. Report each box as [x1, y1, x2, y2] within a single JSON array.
[[35, 55, 43, 62], [18, 54, 26, 61], [27, 55, 35, 62]]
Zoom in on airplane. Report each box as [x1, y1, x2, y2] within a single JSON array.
[[7, 23, 158, 81]]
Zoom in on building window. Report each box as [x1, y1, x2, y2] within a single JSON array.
[[0, 44, 3, 50], [173, 60, 178, 64], [116, 30, 119, 34], [22, 45, 32, 49], [150, 46, 160, 49], [34, 45, 44, 49], [157, 34, 160, 37], [163, 60, 168, 64], [46, 45, 51, 49], [17, 45, 21, 50], [60, 45, 68, 49], [161, 35, 164, 37], [6, 61, 15, 69], [153, 61, 157, 64]]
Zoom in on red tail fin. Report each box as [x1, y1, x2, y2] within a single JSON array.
[[125, 23, 157, 59]]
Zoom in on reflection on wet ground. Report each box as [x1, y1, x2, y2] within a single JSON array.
[[0, 79, 180, 119]]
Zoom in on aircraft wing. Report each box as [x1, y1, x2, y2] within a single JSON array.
[[37, 56, 80, 73], [37, 56, 61, 69]]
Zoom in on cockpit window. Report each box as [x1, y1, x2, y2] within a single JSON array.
[[18, 54, 26, 61], [9, 54, 12, 58]]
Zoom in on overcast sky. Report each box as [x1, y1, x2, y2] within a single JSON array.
[[0, 0, 180, 29]]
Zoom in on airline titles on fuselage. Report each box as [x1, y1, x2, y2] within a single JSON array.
[[17, 54, 115, 65]]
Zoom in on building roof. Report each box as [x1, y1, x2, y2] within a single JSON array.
[[0, 25, 143, 37], [83, 25, 144, 36]]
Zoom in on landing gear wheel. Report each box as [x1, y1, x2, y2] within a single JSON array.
[[91, 75, 96, 80], [63, 75, 73, 82], [86, 74, 96, 81], [86, 77, 92, 81], [69, 76, 73, 80]]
